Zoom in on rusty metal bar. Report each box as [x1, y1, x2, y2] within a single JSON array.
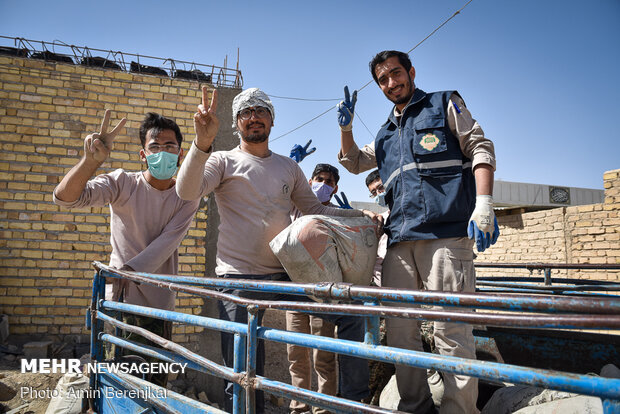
[[477, 286, 620, 297], [245, 306, 258, 414], [258, 326, 620, 401], [364, 301, 381, 346], [232, 334, 245, 414], [474, 262, 620, 293], [100, 290, 620, 331], [93, 262, 620, 316], [257, 377, 404, 414], [100, 332, 239, 388], [477, 280, 620, 291], [91, 263, 620, 413], [101, 371, 183, 414], [475, 262, 620, 270], [97, 311, 236, 382], [102, 370, 222, 413]]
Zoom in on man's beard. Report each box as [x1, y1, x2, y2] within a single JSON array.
[[387, 76, 414, 105], [392, 94, 412, 105], [242, 132, 268, 143]]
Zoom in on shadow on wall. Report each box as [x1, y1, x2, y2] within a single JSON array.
[[496, 211, 524, 230]]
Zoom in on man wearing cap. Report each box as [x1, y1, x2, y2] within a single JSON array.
[[336, 50, 498, 414], [176, 87, 380, 413]]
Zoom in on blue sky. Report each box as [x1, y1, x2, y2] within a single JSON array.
[[2, 0, 619, 202]]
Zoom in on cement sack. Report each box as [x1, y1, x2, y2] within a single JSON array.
[[514, 395, 602, 414], [379, 371, 444, 410], [270, 215, 378, 286], [481, 385, 578, 414], [45, 371, 88, 414]]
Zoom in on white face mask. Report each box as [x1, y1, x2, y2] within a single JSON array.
[[311, 182, 334, 203], [374, 192, 387, 207]]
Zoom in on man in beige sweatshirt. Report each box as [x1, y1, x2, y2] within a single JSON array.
[[54, 111, 200, 386], [176, 86, 382, 413]]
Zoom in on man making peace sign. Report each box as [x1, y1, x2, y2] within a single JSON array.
[[53, 110, 200, 386]]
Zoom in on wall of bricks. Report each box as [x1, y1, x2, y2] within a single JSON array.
[[476, 168, 620, 281], [0, 55, 216, 344], [2, 53, 618, 347]]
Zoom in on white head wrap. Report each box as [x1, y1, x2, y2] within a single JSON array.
[[231, 88, 275, 128]]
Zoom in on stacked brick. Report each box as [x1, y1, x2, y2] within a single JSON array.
[[476, 168, 620, 281], [0, 55, 210, 343]]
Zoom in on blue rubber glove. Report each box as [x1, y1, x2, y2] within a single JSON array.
[[333, 192, 353, 209], [467, 195, 500, 252], [289, 139, 316, 163], [337, 86, 357, 131]]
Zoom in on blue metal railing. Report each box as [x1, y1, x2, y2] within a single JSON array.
[[475, 262, 620, 296], [89, 261, 620, 414]]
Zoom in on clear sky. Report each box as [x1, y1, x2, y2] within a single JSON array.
[[1, 0, 619, 203]]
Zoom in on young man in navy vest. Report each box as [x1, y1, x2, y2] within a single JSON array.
[[336, 50, 499, 414]]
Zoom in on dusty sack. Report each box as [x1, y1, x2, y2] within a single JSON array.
[[270, 215, 378, 286], [45, 371, 89, 414]]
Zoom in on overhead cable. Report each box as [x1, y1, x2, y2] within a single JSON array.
[[269, 0, 474, 142], [267, 95, 340, 102]]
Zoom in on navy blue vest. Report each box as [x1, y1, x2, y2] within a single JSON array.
[[374, 89, 476, 245]]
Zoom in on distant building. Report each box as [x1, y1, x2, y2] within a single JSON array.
[[351, 180, 604, 214]]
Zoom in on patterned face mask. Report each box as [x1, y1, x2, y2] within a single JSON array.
[[311, 182, 334, 203], [374, 192, 387, 207], [146, 151, 179, 180]]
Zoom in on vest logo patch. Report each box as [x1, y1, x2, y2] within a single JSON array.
[[420, 133, 440, 151]]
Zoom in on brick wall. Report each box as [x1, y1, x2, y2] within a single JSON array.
[[0, 55, 214, 343], [476, 168, 620, 281]]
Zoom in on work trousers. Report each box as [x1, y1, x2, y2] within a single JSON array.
[[382, 237, 479, 414], [218, 273, 369, 414], [286, 311, 337, 414]]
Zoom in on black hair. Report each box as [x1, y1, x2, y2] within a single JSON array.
[[139, 112, 183, 148], [312, 163, 340, 184], [365, 169, 381, 188], [369, 50, 412, 84]]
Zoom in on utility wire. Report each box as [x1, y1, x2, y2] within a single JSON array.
[[268, 94, 340, 102], [269, 0, 474, 142], [356, 0, 474, 95], [355, 109, 377, 140], [271, 106, 335, 141]]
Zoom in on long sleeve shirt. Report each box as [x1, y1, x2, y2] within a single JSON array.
[[53, 170, 199, 310], [177, 142, 363, 276]]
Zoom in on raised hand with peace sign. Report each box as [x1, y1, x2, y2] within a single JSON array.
[[337, 85, 357, 132], [54, 110, 126, 203], [84, 109, 127, 165], [193, 86, 219, 152]]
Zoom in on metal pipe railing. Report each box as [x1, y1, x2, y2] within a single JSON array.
[[96, 300, 620, 413], [474, 261, 620, 290], [475, 262, 620, 270], [95, 262, 620, 316], [90, 262, 620, 414]]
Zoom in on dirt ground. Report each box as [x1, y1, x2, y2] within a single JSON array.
[[0, 358, 62, 414], [0, 319, 292, 414], [0, 310, 390, 414]]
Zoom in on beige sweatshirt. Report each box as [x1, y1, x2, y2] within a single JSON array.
[[53, 170, 200, 310], [177, 142, 363, 276]]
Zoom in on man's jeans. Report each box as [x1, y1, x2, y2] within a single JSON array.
[[218, 272, 369, 413]]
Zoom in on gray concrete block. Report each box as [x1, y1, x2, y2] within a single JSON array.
[[23, 340, 53, 359]]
